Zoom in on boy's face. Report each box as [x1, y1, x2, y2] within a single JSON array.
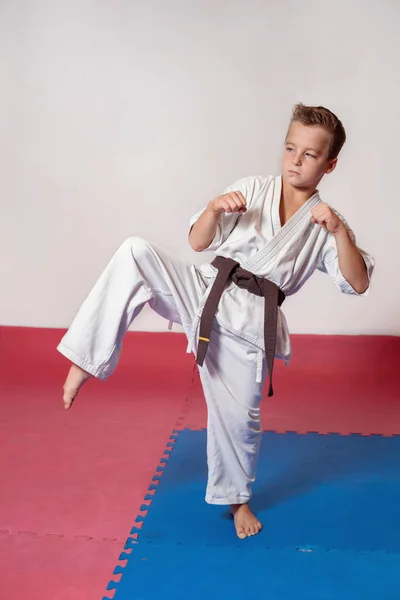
[[282, 121, 337, 190]]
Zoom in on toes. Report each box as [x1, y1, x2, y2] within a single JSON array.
[[236, 523, 262, 538], [63, 387, 76, 410], [63, 395, 73, 410], [249, 523, 262, 536]]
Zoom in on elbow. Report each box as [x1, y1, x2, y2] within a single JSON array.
[[190, 243, 208, 253], [189, 235, 208, 253], [356, 283, 369, 295], [189, 238, 201, 252], [188, 229, 202, 252], [354, 276, 370, 295], [345, 260, 370, 294], [356, 268, 370, 294]]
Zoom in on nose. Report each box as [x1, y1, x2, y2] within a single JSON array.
[[292, 153, 302, 166]]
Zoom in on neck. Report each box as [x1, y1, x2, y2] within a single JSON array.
[[281, 176, 318, 205]]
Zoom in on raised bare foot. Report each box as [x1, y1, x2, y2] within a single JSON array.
[[63, 364, 91, 410], [230, 503, 263, 539]]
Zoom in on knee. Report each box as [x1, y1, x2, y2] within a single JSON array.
[[120, 236, 153, 260]]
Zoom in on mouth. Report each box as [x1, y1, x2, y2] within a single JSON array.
[[288, 170, 300, 175]]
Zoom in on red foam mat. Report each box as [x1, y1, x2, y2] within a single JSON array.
[[0, 533, 122, 600], [0, 326, 194, 599], [1, 327, 399, 599]]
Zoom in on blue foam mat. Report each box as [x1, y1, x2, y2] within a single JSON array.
[[107, 430, 400, 599], [135, 430, 400, 551], [110, 544, 399, 600]]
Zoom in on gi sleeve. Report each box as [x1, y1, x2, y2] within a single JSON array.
[[317, 215, 374, 296]]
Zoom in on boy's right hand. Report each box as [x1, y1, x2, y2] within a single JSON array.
[[208, 192, 247, 215]]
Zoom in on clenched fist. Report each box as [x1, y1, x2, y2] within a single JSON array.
[[311, 203, 344, 235], [208, 191, 247, 215]]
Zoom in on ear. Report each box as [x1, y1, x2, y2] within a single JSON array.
[[325, 158, 338, 175]]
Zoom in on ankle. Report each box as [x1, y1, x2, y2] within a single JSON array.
[[230, 503, 249, 512]]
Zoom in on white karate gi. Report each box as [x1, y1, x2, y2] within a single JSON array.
[[58, 175, 374, 505]]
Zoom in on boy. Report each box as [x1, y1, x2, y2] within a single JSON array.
[[58, 104, 374, 540]]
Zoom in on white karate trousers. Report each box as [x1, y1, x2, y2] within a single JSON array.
[[58, 237, 266, 505]]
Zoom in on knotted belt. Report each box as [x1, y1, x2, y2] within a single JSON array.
[[196, 256, 286, 397]]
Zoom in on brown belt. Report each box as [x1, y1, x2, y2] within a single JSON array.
[[196, 256, 285, 397]]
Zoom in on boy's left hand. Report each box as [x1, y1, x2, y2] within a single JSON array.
[[311, 203, 344, 235]]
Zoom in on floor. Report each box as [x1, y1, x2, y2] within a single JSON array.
[[1, 326, 399, 599]]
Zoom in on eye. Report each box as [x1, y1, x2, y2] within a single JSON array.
[[305, 153, 316, 159], [286, 146, 294, 152]]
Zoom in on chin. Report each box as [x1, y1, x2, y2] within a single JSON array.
[[285, 173, 303, 186]]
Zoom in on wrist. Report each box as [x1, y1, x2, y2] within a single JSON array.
[[333, 221, 348, 239], [206, 200, 222, 217]]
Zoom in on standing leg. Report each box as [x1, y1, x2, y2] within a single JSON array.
[[198, 323, 266, 539], [58, 237, 207, 407]]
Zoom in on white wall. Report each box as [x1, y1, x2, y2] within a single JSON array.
[[0, 0, 399, 335]]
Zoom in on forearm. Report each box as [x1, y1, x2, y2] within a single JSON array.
[[334, 225, 369, 294], [189, 204, 220, 252]]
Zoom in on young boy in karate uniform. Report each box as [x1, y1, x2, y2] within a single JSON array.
[[58, 104, 374, 539]]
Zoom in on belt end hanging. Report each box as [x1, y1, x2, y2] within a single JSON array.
[[196, 337, 210, 367]]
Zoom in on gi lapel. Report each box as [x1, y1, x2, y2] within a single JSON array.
[[242, 192, 322, 274]]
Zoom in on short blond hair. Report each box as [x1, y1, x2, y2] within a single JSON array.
[[291, 103, 346, 160]]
